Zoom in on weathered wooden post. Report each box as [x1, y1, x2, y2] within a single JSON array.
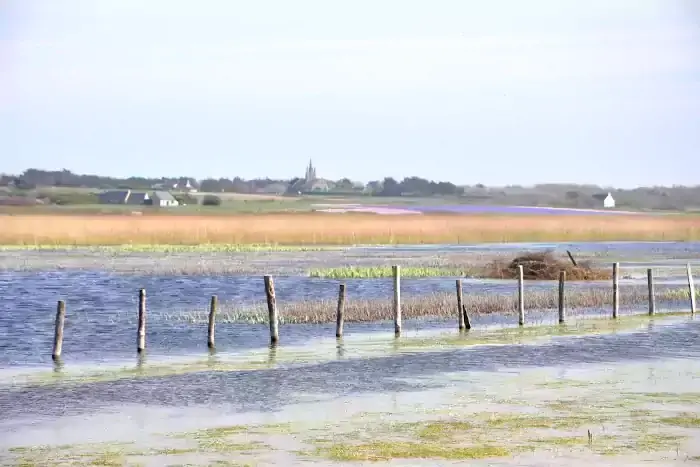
[[336, 283, 346, 338], [52, 300, 66, 361], [208, 295, 218, 349], [137, 289, 146, 353], [517, 265, 525, 326], [456, 279, 465, 330], [393, 265, 402, 337], [612, 262, 620, 319], [459, 280, 472, 330], [264, 275, 279, 344], [463, 306, 472, 330], [558, 270, 566, 324], [647, 268, 655, 316], [687, 264, 696, 315]]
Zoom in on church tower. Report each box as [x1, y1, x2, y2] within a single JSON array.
[[305, 159, 317, 182]]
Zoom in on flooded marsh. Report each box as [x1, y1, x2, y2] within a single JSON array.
[[1, 241, 699, 465]]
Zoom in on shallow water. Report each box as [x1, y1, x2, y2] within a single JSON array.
[[1, 318, 699, 465], [0, 241, 698, 367], [0, 269, 696, 367], [1, 241, 699, 465]]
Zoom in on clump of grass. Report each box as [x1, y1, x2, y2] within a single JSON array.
[[485, 250, 611, 281], [634, 433, 688, 451], [661, 288, 700, 300], [658, 413, 700, 428], [7, 442, 157, 466], [481, 413, 600, 429], [415, 421, 474, 440], [309, 265, 473, 278], [315, 441, 509, 461], [1, 212, 699, 245], [175, 285, 686, 324]]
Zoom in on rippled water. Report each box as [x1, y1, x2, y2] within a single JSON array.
[[0, 270, 694, 367], [1, 241, 699, 465], [1, 317, 698, 421], [0, 241, 698, 368]]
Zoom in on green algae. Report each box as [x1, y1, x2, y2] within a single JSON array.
[[659, 413, 700, 428], [415, 421, 474, 440], [314, 440, 510, 461], [480, 413, 602, 430]]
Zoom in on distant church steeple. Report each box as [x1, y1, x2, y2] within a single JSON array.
[[305, 159, 317, 182]]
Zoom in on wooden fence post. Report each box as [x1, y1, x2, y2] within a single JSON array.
[[393, 265, 401, 337], [558, 270, 566, 324], [264, 275, 279, 344], [687, 264, 696, 315], [456, 279, 465, 330], [336, 283, 346, 338], [647, 268, 655, 316], [52, 300, 66, 361], [208, 295, 218, 349], [137, 289, 146, 353], [612, 262, 619, 319], [517, 265, 525, 326]]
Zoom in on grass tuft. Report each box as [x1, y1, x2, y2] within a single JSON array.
[[309, 265, 472, 278], [658, 413, 700, 428], [315, 441, 509, 461], [173, 286, 696, 324]]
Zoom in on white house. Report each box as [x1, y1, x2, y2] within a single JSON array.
[[603, 192, 615, 208], [151, 191, 179, 207]]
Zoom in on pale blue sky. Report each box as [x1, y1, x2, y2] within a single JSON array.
[[1, 0, 699, 187]]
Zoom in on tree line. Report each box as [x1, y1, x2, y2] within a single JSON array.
[[2, 168, 700, 211], [0, 169, 464, 197]]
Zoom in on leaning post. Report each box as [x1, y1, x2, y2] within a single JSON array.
[[207, 295, 218, 349], [264, 275, 279, 344], [52, 300, 66, 361], [612, 262, 620, 319], [687, 264, 696, 315], [393, 265, 402, 337], [517, 265, 525, 326], [336, 283, 346, 338], [647, 268, 656, 316], [137, 289, 146, 353]]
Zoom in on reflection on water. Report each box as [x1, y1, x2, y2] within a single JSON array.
[[0, 270, 696, 367], [2, 242, 700, 464], [0, 319, 697, 425], [2, 346, 700, 465]]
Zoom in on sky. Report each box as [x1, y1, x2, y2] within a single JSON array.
[[1, 0, 699, 187]]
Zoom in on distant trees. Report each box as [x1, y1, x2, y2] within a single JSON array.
[[3, 168, 700, 211], [201, 195, 222, 206], [376, 176, 463, 197]]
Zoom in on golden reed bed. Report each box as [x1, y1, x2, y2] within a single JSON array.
[[1, 212, 699, 245]]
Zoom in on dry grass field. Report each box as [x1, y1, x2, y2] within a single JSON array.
[[1, 212, 699, 245]]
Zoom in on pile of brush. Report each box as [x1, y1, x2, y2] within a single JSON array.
[[484, 250, 610, 281]]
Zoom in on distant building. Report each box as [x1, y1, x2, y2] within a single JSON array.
[[603, 192, 615, 208], [99, 190, 131, 204], [305, 159, 317, 183], [308, 180, 330, 192], [258, 182, 289, 195], [174, 179, 198, 193], [99, 189, 177, 206], [297, 159, 331, 193], [151, 191, 179, 207], [128, 192, 150, 205]]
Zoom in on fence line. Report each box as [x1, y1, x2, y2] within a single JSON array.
[[47, 263, 697, 358]]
